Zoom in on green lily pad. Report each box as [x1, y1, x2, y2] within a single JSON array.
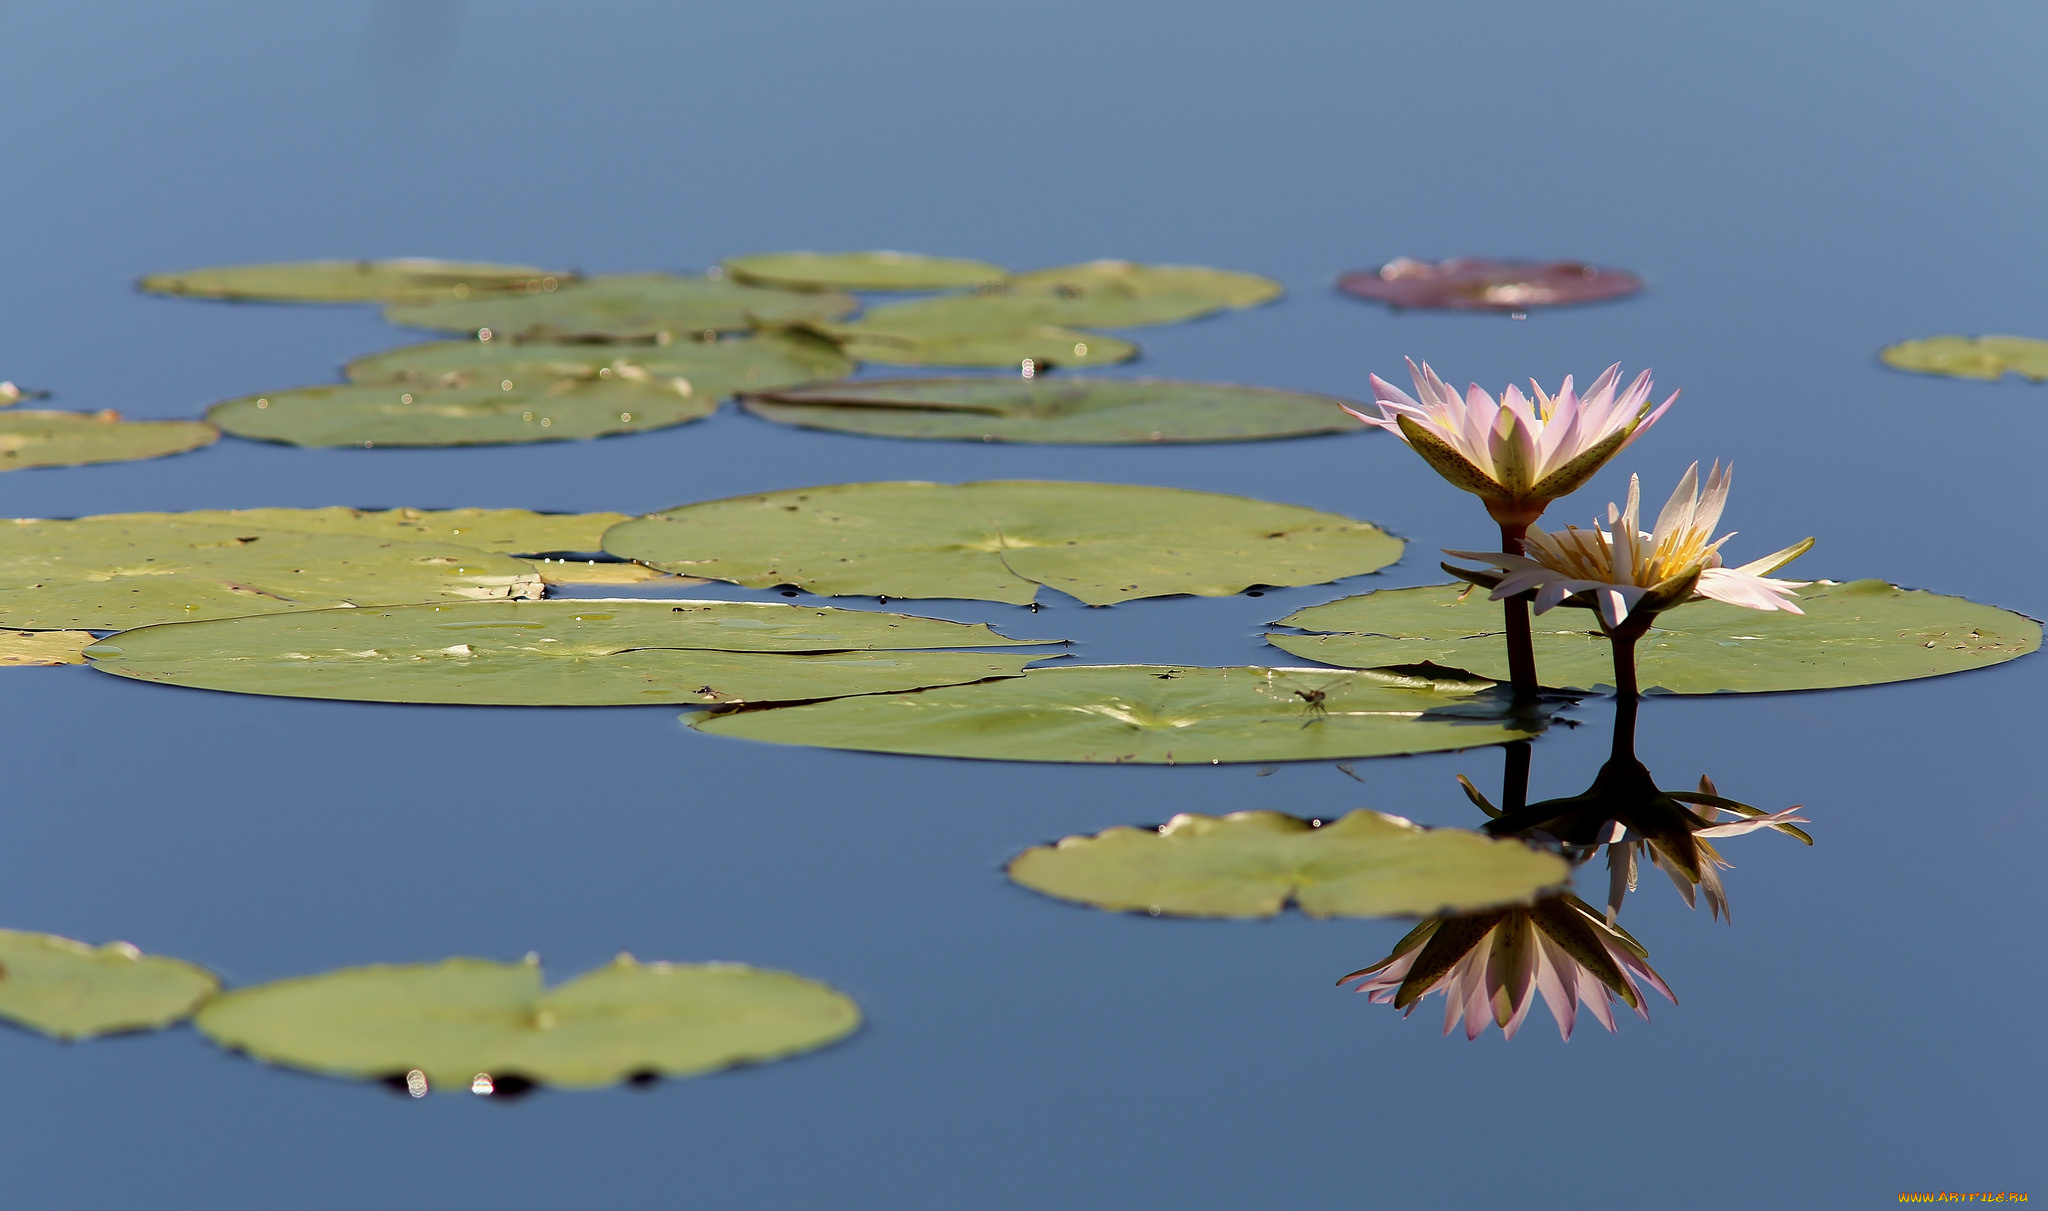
[[1880, 335, 2048, 382], [744, 376, 1369, 444], [823, 320, 1136, 369], [692, 664, 1539, 764], [0, 410, 219, 471], [132, 507, 631, 555], [0, 515, 541, 631], [194, 953, 859, 1091], [1268, 580, 2041, 694], [722, 251, 1008, 292], [84, 599, 1058, 706], [1008, 810, 1569, 918], [209, 376, 713, 448], [603, 480, 1403, 606], [856, 261, 1281, 333], [0, 930, 220, 1039], [345, 332, 854, 397], [0, 628, 94, 665], [384, 273, 857, 341], [138, 259, 567, 304]]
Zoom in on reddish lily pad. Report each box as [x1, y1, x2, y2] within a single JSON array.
[[1337, 258, 1642, 312]]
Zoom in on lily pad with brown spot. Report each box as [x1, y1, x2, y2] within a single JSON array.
[[139, 259, 568, 304]]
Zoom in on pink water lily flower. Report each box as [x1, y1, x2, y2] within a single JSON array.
[[1340, 894, 1674, 1041], [1448, 461, 1814, 632], [1350, 358, 1676, 527]]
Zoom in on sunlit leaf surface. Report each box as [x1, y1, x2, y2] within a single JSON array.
[[209, 376, 713, 448], [1009, 810, 1569, 918], [195, 954, 859, 1090], [743, 377, 1369, 444], [138, 259, 567, 304], [84, 599, 1058, 706], [722, 250, 1008, 291], [384, 273, 856, 341], [140, 507, 629, 554], [1269, 580, 2041, 694], [0, 410, 218, 471], [0, 628, 95, 665], [692, 664, 1540, 763], [1879, 335, 2048, 382], [0, 515, 541, 630], [345, 332, 853, 397], [1336, 258, 1642, 310], [0, 930, 219, 1040], [604, 480, 1403, 605], [1003, 260, 1283, 325], [825, 322, 1136, 369]]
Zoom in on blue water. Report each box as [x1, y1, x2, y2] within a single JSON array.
[[1, 2, 2041, 1205]]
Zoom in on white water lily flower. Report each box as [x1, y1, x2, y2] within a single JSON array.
[[1349, 358, 1676, 527], [1448, 461, 1813, 631]]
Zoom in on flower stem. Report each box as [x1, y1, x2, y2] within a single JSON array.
[[1608, 626, 1643, 764], [1500, 740, 1531, 814], [1498, 520, 1539, 699]]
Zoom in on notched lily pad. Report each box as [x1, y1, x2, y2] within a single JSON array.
[[1009, 810, 1568, 918], [722, 251, 1008, 292], [1268, 580, 2040, 694], [209, 376, 712, 448], [346, 333, 854, 396], [139, 259, 567, 304], [743, 377, 1369, 444], [0, 410, 218, 471], [692, 664, 1541, 764], [0, 628, 95, 665], [0, 515, 541, 631], [0, 930, 220, 1039], [1879, 335, 2048, 382], [603, 480, 1403, 606], [384, 274, 857, 341], [1337, 258, 1642, 311], [194, 953, 860, 1091], [84, 598, 1059, 706]]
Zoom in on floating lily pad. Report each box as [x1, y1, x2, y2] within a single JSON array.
[[693, 664, 1538, 764], [1879, 335, 2048, 382], [0, 930, 219, 1039], [0, 410, 218, 471], [533, 559, 694, 587], [1268, 580, 2040, 694], [0, 628, 95, 665], [129, 507, 630, 555], [1337, 258, 1643, 311], [209, 376, 712, 448], [743, 377, 1369, 444], [722, 251, 1008, 292], [606, 481, 1402, 606], [84, 599, 1057, 706], [195, 954, 859, 1091], [139, 259, 567, 304], [385, 274, 857, 341], [345, 332, 854, 396], [1009, 810, 1568, 918], [0, 516, 540, 631], [827, 321, 1136, 369]]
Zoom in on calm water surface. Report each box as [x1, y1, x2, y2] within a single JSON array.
[[1, 2, 2042, 1206]]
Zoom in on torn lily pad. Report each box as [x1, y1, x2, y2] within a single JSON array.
[[1879, 335, 2048, 382], [1268, 580, 2040, 694], [692, 664, 1540, 764], [0, 410, 218, 471], [0, 515, 540, 631], [346, 332, 853, 397], [138, 259, 567, 304], [1008, 810, 1568, 918], [1337, 258, 1642, 311], [84, 599, 1057, 706], [194, 954, 859, 1091], [603, 480, 1402, 606], [209, 376, 712, 448], [743, 377, 1369, 444], [0, 628, 95, 665], [722, 251, 1008, 292], [0, 930, 219, 1039], [384, 273, 856, 341]]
